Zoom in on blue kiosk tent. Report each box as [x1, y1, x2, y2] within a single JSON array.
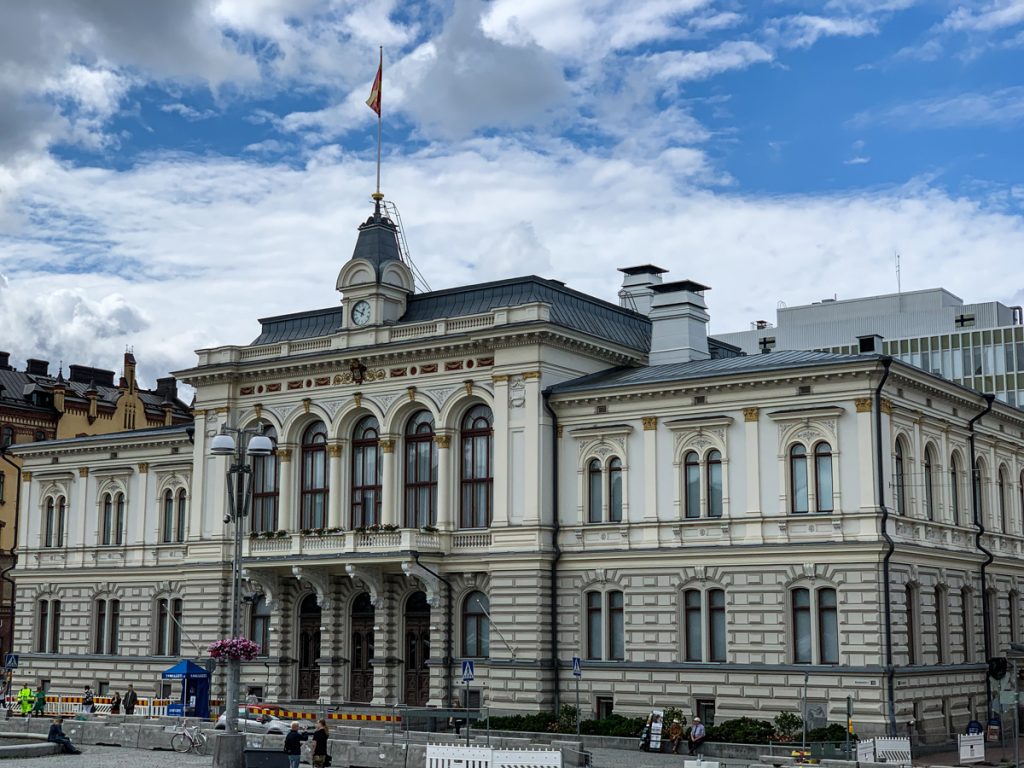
[[161, 660, 210, 719]]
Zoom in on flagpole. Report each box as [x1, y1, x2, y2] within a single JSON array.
[[374, 46, 383, 204]]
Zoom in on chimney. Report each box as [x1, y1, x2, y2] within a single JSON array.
[[649, 280, 711, 365], [156, 376, 178, 401], [857, 334, 884, 354], [25, 359, 49, 376], [68, 365, 115, 387], [0, 352, 11, 371], [618, 265, 668, 316]]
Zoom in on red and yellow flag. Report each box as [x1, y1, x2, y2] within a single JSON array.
[[366, 49, 382, 116]]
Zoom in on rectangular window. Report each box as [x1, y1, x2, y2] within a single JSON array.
[[608, 591, 624, 660], [596, 696, 614, 720], [37, 601, 49, 653], [792, 588, 811, 663], [709, 589, 726, 662], [157, 599, 169, 655], [171, 599, 183, 656], [586, 592, 602, 661], [696, 700, 716, 727], [50, 601, 60, 653], [936, 589, 947, 664], [95, 600, 107, 654], [684, 590, 702, 661], [109, 599, 120, 655], [818, 589, 838, 664], [685, 457, 700, 519]]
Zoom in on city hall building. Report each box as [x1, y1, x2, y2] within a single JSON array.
[[10, 200, 1024, 739]]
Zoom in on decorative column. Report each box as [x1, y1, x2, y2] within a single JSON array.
[[855, 398, 876, 512], [328, 443, 343, 529], [316, 584, 343, 703], [277, 448, 294, 530], [74, 468, 89, 550], [491, 375, 510, 527], [136, 462, 151, 548], [371, 577, 399, 706], [380, 438, 396, 527], [743, 408, 761, 518], [435, 433, 452, 530], [642, 417, 659, 522], [522, 372, 542, 525]]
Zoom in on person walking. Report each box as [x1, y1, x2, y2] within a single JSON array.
[[47, 717, 82, 754], [284, 721, 309, 768], [110, 690, 122, 714], [688, 716, 706, 756], [122, 684, 138, 716], [17, 683, 33, 717], [31, 685, 47, 717], [81, 686, 95, 714], [311, 718, 330, 767]]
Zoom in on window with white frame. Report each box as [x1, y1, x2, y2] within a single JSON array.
[[36, 598, 60, 653], [43, 495, 66, 548], [587, 456, 623, 523], [462, 591, 490, 658], [585, 589, 624, 661], [156, 597, 183, 656], [894, 439, 909, 516], [935, 586, 948, 663], [791, 586, 839, 664], [162, 488, 186, 543], [682, 588, 726, 662], [961, 587, 975, 663], [251, 424, 279, 533], [100, 490, 125, 545], [789, 442, 834, 514], [950, 455, 964, 526], [682, 449, 723, 519], [997, 466, 1009, 533], [94, 598, 120, 655], [250, 595, 271, 656], [923, 446, 937, 521], [905, 583, 919, 665]]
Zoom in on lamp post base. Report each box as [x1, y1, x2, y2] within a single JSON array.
[[213, 732, 246, 768]]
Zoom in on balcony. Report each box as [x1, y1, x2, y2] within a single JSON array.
[[242, 529, 493, 561]]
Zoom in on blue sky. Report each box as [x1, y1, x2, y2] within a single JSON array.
[[1, 0, 1023, 386]]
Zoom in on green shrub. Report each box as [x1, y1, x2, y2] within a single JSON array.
[[481, 712, 556, 733], [706, 717, 775, 744], [579, 714, 648, 737], [773, 712, 803, 742], [806, 723, 852, 743]]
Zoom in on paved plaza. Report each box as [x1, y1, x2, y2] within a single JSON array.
[[15, 745, 213, 766]]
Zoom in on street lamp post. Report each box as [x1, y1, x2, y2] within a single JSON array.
[[211, 425, 273, 768]]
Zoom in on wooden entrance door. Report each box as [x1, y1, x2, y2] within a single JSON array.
[[297, 594, 321, 700], [350, 592, 374, 703], [404, 591, 431, 706]]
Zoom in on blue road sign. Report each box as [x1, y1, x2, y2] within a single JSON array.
[[572, 656, 582, 678], [461, 660, 475, 683], [3, 654, 17, 670]]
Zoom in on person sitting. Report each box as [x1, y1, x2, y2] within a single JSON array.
[[47, 717, 82, 754], [668, 718, 686, 754]]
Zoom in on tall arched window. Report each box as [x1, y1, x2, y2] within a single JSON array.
[[462, 592, 490, 658], [814, 442, 834, 513], [684, 451, 700, 519], [608, 458, 623, 523], [251, 425, 279, 533], [818, 588, 839, 664], [460, 405, 493, 529], [961, 587, 975, 663], [44, 496, 65, 548], [300, 421, 328, 529], [792, 587, 811, 663], [923, 447, 936, 521], [706, 450, 723, 518], [176, 490, 186, 542], [950, 455, 962, 526], [790, 445, 809, 514], [587, 459, 603, 523], [709, 588, 726, 662], [404, 411, 437, 528], [935, 586, 948, 663], [997, 467, 1009, 533], [162, 489, 174, 543], [973, 460, 985, 527], [351, 416, 381, 528], [684, 589, 702, 661], [101, 491, 125, 546], [161, 489, 186, 543], [894, 440, 907, 515]]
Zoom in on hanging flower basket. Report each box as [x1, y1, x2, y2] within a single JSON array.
[[208, 637, 260, 661]]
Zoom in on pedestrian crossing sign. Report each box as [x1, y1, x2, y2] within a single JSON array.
[[572, 656, 582, 678], [462, 660, 475, 682]]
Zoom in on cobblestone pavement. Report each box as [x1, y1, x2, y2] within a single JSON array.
[[588, 747, 745, 768], [16, 745, 212, 765]]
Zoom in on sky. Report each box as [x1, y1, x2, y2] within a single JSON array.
[[1, 0, 1023, 389]]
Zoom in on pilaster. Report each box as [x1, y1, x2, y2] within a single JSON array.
[[643, 416, 659, 522], [523, 372, 542, 525], [380, 438, 396, 527], [491, 375, 510, 527], [371, 577, 399, 706], [855, 398, 876, 512], [328, 443, 343, 528], [277, 447, 294, 531], [435, 433, 452, 530]]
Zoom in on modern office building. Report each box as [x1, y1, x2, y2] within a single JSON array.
[[9, 204, 1024, 741]]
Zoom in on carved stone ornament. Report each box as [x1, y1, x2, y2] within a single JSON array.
[[373, 391, 402, 413], [322, 399, 345, 420], [508, 375, 526, 408], [743, 407, 759, 422], [435, 434, 451, 449], [855, 398, 873, 413], [642, 417, 658, 431], [425, 385, 460, 408]]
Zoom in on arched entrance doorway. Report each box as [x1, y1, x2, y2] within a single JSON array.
[[404, 591, 430, 706], [297, 594, 321, 700], [350, 592, 374, 703]]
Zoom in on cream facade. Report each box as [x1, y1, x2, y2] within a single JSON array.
[[10, 204, 1024, 741]]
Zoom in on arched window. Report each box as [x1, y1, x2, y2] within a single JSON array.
[[462, 592, 490, 658], [998, 468, 1009, 533], [923, 447, 936, 521], [176, 490, 186, 542], [935, 586, 948, 663], [608, 590, 625, 660], [585, 590, 624, 661], [815, 442, 834, 513], [162, 489, 186, 544], [894, 440, 907, 515], [587, 459, 603, 524], [950, 455, 962, 526], [1020, 470, 1024, 536], [792, 588, 811, 663], [251, 425, 279, 533], [351, 416, 381, 528], [404, 411, 437, 528], [460, 405, 493, 529], [709, 588, 726, 662], [44, 496, 65, 548], [156, 597, 183, 656], [818, 588, 838, 664], [250, 596, 272, 656], [586, 591, 602, 660], [300, 421, 328, 530], [684, 451, 700, 519], [973, 460, 985, 528], [706, 450, 723, 518], [162, 490, 174, 543], [608, 458, 623, 523], [792, 587, 839, 664], [684, 589, 702, 661], [790, 445, 809, 514], [101, 491, 125, 546]]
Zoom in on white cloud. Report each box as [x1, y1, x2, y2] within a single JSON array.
[[942, 1, 1024, 32], [653, 40, 774, 81], [852, 87, 1024, 128], [768, 14, 879, 48]]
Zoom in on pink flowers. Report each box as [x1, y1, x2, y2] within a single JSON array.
[[208, 637, 260, 661]]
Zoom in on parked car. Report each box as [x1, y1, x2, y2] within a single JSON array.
[[214, 707, 289, 734]]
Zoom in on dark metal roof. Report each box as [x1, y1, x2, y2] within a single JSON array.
[[652, 279, 709, 294], [350, 208, 402, 278], [9, 424, 193, 451], [618, 265, 667, 276], [251, 276, 652, 352], [548, 350, 877, 394]]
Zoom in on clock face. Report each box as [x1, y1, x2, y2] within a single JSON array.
[[351, 300, 372, 327]]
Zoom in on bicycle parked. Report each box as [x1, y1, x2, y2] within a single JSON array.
[[171, 719, 208, 754]]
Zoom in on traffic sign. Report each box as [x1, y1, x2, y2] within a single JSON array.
[[3, 654, 17, 670], [461, 660, 475, 683], [571, 656, 582, 678]]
